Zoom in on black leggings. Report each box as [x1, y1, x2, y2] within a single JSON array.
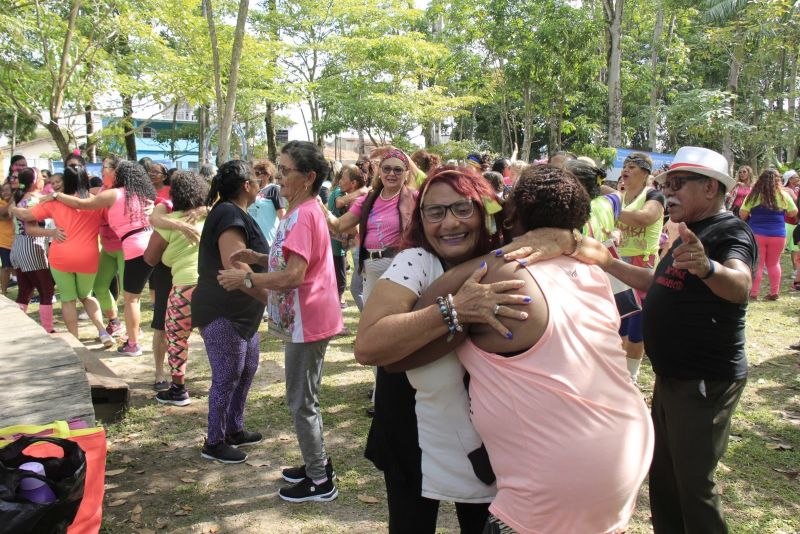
[[383, 470, 490, 534]]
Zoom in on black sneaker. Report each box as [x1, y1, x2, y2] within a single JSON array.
[[282, 458, 335, 484], [278, 476, 338, 503], [201, 439, 247, 464], [225, 430, 263, 448], [155, 384, 191, 406]]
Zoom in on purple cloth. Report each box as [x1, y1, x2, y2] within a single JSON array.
[[201, 317, 260, 445]]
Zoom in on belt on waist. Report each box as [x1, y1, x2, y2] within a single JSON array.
[[365, 248, 397, 260], [120, 226, 152, 242]]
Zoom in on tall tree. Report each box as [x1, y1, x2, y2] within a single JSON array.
[[603, 0, 625, 147]]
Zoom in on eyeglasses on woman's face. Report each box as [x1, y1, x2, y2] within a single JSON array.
[[421, 199, 475, 223], [381, 165, 406, 176], [277, 164, 300, 177]]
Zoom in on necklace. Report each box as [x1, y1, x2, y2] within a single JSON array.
[[380, 187, 401, 201]]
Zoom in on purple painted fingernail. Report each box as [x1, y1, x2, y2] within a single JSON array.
[[494, 249, 503, 256], [518, 260, 527, 266], [506, 332, 513, 340], [523, 296, 532, 303], [480, 261, 486, 269]]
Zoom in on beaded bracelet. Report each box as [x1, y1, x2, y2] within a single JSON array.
[[446, 293, 463, 333], [436, 296, 457, 342]]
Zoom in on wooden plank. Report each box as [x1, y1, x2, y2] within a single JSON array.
[[0, 295, 95, 427]]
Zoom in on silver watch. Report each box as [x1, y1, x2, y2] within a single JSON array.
[[243, 272, 253, 289]]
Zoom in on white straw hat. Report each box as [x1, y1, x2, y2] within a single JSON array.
[[656, 146, 734, 191], [783, 169, 798, 184]]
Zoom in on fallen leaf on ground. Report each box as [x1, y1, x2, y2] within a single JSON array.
[[121, 455, 134, 463], [138, 530, 156, 534], [766, 443, 793, 451], [180, 478, 197, 483], [728, 434, 743, 442], [155, 518, 169, 529], [135, 470, 146, 474], [174, 510, 189, 516], [717, 462, 731, 473], [180, 504, 193, 511], [130, 514, 142, 525], [144, 488, 157, 495], [772, 468, 800, 480], [184, 468, 199, 473], [108, 499, 127, 507], [357, 494, 379, 504], [131, 504, 143, 515], [203, 526, 220, 534], [106, 468, 127, 477], [245, 458, 271, 467], [104, 483, 120, 491]]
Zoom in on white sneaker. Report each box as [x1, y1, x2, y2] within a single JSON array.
[[99, 332, 115, 348]]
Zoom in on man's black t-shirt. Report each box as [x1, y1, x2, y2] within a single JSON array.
[[643, 211, 757, 380], [192, 201, 269, 339]]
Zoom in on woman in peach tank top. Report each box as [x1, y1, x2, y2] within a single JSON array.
[[455, 165, 653, 534]]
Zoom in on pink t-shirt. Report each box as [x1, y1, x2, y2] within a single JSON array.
[[349, 193, 402, 250], [97, 186, 122, 253], [30, 201, 102, 273], [106, 188, 152, 260], [267, 198, 343, 343], [457, 257, 654, 534]]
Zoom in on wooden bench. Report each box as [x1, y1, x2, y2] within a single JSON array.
[[0, 296, 95, 427], [50, 333, 130, 423]]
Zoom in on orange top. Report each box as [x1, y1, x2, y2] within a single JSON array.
[[0, 200, 13, 249], [30, 201, 102, 273]]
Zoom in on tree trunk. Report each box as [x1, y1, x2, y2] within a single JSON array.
[[170, 100, 179, 161], [788, 48, 799, 164], [11, 111, 16, 154], [122, 94, 137, 161], [722, 41, 743, 173], [198, 106, 205, 165], [604, 0, 624, 148], [215, 0, 250, 164], [648, 0, 664, 152], [203, 0, 224, 120], [265, 101, 277, 162], [84, 103, 96, 162], [44, 122, 71, 161], [521, 86, 534, 162], [357, 129, 365, 157]]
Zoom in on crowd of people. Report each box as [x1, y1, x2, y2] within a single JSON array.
[[2, 141, 799, 531]]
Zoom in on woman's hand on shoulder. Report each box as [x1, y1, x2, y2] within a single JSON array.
[[496, 227, 573, 265], [183, 206, 208, 224], [452, 261, 530, 339]]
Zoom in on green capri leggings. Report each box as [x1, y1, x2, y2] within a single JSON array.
[[51, 267, 97, 302], [93, 248, 125, 313]]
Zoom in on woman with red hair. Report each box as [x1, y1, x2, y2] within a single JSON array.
[[353, 166, 532, 533]]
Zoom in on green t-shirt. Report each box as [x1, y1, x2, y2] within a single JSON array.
[[155, 211, 205, 286], [327, 187, 346, 256]]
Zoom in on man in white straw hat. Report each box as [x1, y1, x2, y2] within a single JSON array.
[[572, 146, 757, 533]]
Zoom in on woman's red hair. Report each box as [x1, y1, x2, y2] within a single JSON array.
[[403, 165, 504, 257]]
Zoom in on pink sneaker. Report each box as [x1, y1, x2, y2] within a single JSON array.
[[117, 341, 142, 356], [105, 319, 123, 337]]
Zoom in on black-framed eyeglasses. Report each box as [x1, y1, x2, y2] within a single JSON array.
[[254, 169, 270, 177], [381, 165, 405, 176], [421, 200, 475, 223], [277, 164, 300, 177], [661, 175, 707, 192]]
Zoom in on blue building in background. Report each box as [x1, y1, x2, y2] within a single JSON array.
[[607, 148, 675, 182]]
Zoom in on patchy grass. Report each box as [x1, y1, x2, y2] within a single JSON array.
[[8, 254, 800, 533]]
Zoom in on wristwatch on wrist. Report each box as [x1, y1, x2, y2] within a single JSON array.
[[243, 272, 253, 289], [51, 192, 59, 200]]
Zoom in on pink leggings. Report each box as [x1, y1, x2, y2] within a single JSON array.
[[752, 234, 784, 296]]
